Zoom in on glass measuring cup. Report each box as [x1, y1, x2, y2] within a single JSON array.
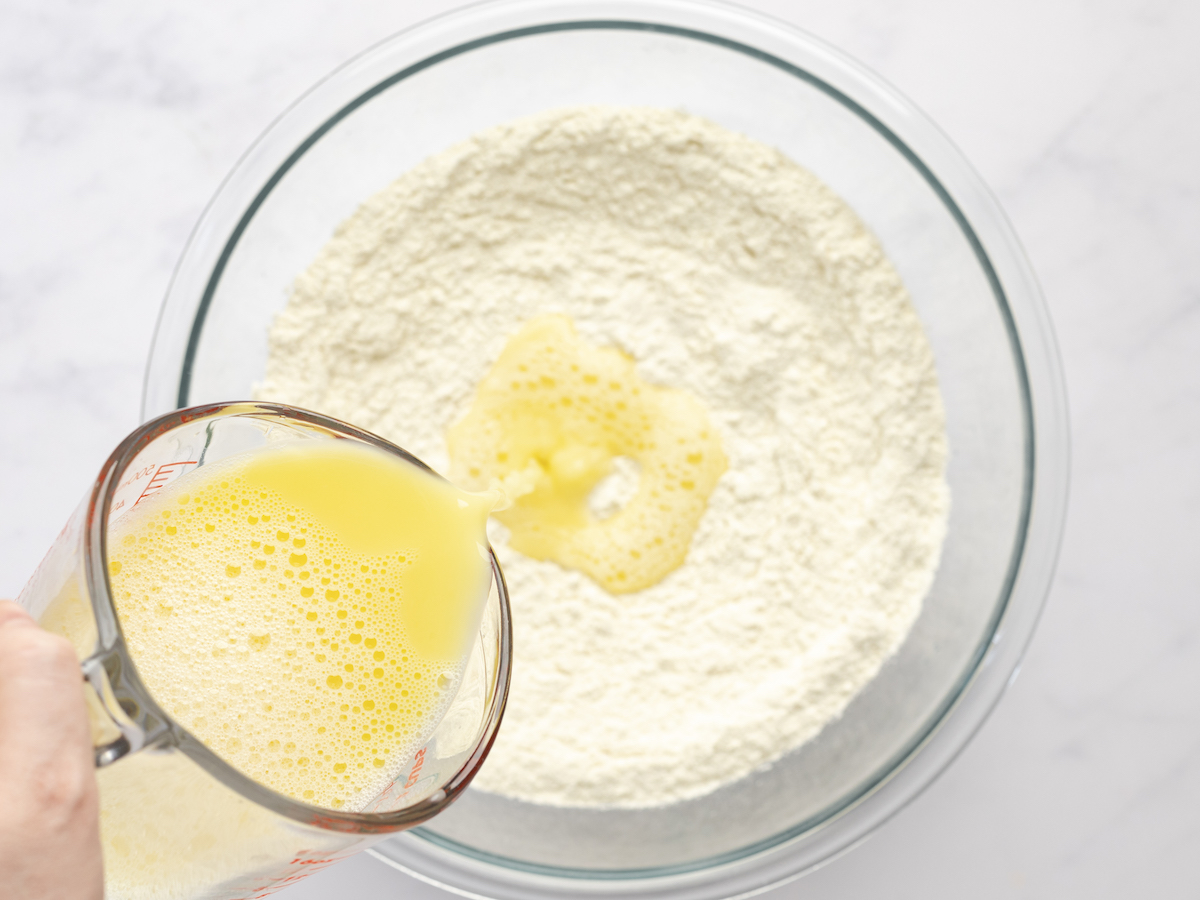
[[16, 401, 512, 899]]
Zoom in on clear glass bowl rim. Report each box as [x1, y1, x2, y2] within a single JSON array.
[[144, 0, 1070, 896]]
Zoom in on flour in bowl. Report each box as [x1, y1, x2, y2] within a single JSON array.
[[257, 106, 949, 808]]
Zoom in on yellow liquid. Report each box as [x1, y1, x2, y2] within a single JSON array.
[[448, 314, 726, 593], [106, 440, 493, 810]]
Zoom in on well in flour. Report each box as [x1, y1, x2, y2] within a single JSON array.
[[258, 105, 950, 809]]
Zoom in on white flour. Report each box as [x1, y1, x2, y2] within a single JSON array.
[[258, 106, 949, 808]]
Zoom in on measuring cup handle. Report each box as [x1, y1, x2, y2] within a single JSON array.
[[82, 652, 170, 768]]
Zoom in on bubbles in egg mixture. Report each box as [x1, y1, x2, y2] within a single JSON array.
[[448, 314, 727, 593], [107, 458, 467, 811]]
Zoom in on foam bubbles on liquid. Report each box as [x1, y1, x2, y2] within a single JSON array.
[[448, 314, 727, 593], [108, 457, 462, 811]]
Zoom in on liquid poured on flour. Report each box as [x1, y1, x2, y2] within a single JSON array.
[[259, 105, 950, 808]]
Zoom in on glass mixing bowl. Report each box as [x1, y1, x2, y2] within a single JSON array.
[[143, 1, 1069, 897]]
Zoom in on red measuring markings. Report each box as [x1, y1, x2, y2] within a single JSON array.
[[133, 461, 198, 506], [245, 853, 343, 898], [243, 852, 346, 898], [405, 747, 427, 789]]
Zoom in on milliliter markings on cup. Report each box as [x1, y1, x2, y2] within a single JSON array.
[[111, 461, 200, 515], [135, 461, 198, 505]]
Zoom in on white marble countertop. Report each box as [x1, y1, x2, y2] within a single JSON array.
[[2, 1, 1198, 897]]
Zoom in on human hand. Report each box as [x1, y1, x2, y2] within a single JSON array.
[[0, 601, 102, 900]]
